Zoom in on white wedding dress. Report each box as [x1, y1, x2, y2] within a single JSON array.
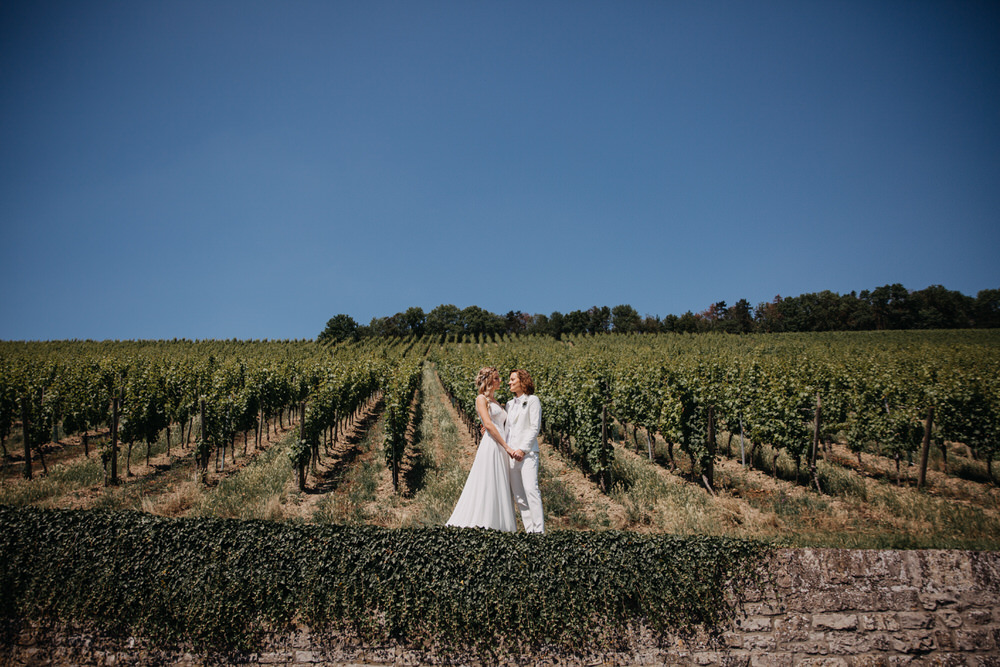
[[446, 400, 517, 531]]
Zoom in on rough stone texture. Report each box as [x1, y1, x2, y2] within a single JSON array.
[[2, 549, 998, 666]]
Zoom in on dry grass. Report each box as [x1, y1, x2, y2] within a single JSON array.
[[6, 369, 998, 550], [141, 479, 204, 517]]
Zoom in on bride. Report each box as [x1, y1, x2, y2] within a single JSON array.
[[446, 367, 517, 531]]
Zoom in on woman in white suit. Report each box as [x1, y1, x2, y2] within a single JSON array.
[[505, 369, 544, 533]]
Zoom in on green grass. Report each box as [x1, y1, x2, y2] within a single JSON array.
[[0, 458, 103, 507], [311, 414, 385, 524], [608, 446, 739, 534], [190, 429, 298, 521], [388, 365, 468, 526], [0, 420, 203, 508]]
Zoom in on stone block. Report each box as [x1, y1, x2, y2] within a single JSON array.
[[812, 614, 858, 631], [741, 634, 777, 651], [839, 589, 884, 611], [966, 591, 1000, 610], [954, 628, 995, 652], [919, 592, 961, 611], [735, 616, 772, 632], [774, 570, 794, 589], [820, 552, 859, 586], [839, 588, 888, 612], [858, 613, 902, 632], [868, 632, 893, 652], [921, 654, 972, 667], [939, 609, 963, 629], [750, 654, 794, 667], [797, 658, 848, 667], [826, 632, 872, 654], [774, 614, 811, 643], [897, 612, 936, 630], [890, 630, 936, 654], [934, 628, 955, 650], [294, 650, 317, 663], [745, 601, 784, 616], [851, 656, 889, 667], [967, 609, 992, 625], [784, 633, 830, 656], [885, 589, 923, 611], [781, 595, 810, 614], [691, 651, 718, 665]]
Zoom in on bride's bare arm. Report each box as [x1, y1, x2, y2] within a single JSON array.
[[475, 394, 512, 455]]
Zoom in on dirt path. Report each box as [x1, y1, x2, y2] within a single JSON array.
[[341, 364, 473, 528], [283, 394, 386, 521], [358, 389, 433, 527], [537, 437, 631, 530]]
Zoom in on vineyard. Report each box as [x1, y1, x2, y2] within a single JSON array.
[[0, 331, 997, 549], [1, 331, 999, 657]]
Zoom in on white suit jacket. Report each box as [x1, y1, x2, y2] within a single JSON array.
[[505, 394, 541, 454]]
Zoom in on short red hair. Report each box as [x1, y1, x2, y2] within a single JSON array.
[[510, 369, 535, 395]]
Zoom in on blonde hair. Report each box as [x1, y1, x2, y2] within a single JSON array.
[[475, 367, 499, 395]]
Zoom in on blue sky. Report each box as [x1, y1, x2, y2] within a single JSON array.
[[2, 1, 998, 340]]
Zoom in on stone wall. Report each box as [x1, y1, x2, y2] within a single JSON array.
[[4, 548, 999, 666], [695, 548, 1000, 666]]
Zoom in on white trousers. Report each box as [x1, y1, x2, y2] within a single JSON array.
[[510, 451, 544, 533]]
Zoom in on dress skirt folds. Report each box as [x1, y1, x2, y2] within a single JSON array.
[[446, 400, 516, 531]]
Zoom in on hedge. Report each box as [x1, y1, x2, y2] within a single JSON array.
[[0, 506, 770, 656]]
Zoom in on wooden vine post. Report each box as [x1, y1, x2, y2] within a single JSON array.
[[704, 405, 716, 494], [109, 395, 120, 486], [304, 403, 316, 473], [917, 405, 934, 489], [739, 416, 746, 467], [810, 394, 822, 493], [21, 396, 32, 480], [600, 405, 608, 491], [296, 452, 307, 492], [199, 398, 208, 472], [391, 446, 400, 493]]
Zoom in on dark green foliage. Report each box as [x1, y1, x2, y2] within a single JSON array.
[[0, 506, 770, 656], [320, 284, 997, 340], [317, 314, 359, 345]]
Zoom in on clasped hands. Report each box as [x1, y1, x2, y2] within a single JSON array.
[[481, 424, 525, 461]]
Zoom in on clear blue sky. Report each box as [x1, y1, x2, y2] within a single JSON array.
[[2, 1, 998, 340]]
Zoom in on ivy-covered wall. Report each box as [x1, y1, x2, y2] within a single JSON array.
[[8, 507, 995, 665], [0, 506, 768, 661]]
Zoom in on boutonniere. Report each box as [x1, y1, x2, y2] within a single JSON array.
[[521, 400, 527, 407]]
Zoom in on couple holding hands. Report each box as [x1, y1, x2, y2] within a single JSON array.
[[446, 367, 544, 533]]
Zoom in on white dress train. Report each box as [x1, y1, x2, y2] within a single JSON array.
[[446, 400, 517, 531]]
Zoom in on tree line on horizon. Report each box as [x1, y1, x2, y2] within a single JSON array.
[[317, 284, 1000, 344]]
